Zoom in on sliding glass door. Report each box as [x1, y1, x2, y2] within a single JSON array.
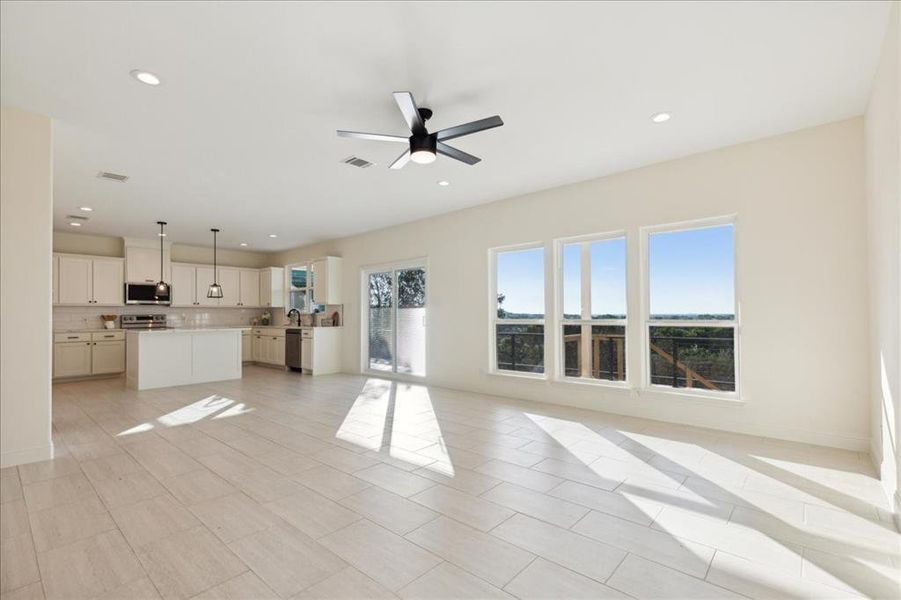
[[365, 263, 426, 376]]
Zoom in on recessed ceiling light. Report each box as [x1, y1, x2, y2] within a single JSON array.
[[239, 243, 248, 247], [651, 112, 672, 124], [437, 180, 450, 187], [69, 222, 82, 227], [79, 206, 93, 212], [268, 234, 277, 238], [130, 69, 161, 86]]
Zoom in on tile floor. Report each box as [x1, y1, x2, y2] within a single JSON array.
[[1, 366, 899, 599]]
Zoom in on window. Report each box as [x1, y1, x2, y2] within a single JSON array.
[[364, 263, 427, 376], [492, 246, 545, 374], [559, 235, 627, 382], [646, 221, 737, 393], [286, 263, 310, 313]]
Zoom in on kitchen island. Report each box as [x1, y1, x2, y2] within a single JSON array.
[[126, 328, 242, 390]]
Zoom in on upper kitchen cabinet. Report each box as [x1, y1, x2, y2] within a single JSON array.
[[57, 255, 91, 304], [170, 263, 263, 307], [311, 257, 342, 305], [217, 267, 240, 307], [124, 238, 170, 283], [91, 258, 125, 305], [239, 269, 260, 307], [260, 267, 284, 308], [171, 263, 197, 307], [56, 254, 124, 306]]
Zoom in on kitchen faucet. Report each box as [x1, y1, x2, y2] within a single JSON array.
[[287, 308, 300, 325]]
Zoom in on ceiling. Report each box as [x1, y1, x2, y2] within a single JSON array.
[[0, 1, 891, 251]]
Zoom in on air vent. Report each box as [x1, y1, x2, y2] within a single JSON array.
[[341, 156, 374, 169], [66, 214, 89, 221], [97, 171, 129, 182]]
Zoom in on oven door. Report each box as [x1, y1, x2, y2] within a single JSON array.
[[125, 282, 171, 305]]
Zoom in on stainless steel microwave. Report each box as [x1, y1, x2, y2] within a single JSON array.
[[125, 282, 171, 305]]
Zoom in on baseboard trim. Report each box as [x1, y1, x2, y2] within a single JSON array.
[[1, 441, 53, 469]]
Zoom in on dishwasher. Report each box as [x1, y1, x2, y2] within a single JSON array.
[[285, 328, 303, 371]]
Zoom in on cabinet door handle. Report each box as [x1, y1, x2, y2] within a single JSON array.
[[67, 336, 78, 339]]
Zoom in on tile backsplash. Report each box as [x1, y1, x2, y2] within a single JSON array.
[[53, 306, 268, 331]]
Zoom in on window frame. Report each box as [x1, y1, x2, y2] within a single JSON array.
[[640, 215, 740, 400], [553, 230, 629, 387], [359, 257, 429, 381], [488, 242, 548, 379]]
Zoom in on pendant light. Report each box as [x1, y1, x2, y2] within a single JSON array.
[[207, 228, 223, 298], [154, 221, 169, 298]]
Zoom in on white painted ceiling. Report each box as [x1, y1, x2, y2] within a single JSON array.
[[0, 1, 891, 250]]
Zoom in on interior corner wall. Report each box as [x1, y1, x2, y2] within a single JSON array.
[[1, 106, 53, 468], [274, 118, 870, 452], [865, 1, 901, 524]]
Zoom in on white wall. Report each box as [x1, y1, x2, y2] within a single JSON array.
[[1, 107, 53, 467], [53, 231, 275, 268], [865, 2, 901, 523], [275, 118, 869, 451]]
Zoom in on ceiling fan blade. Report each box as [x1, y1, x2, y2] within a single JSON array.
[[393, 91, 426, 135], [435, 116, 504, 142], [436, 142, 481, 165], [337, 131, 409, 143], [389, 148, 411, 170]]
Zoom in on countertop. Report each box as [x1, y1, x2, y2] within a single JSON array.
[[126, 327, 245, 334], [54, 324, 343, 333]]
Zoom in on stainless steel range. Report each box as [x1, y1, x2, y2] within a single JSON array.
[[120, 314, 169, 330]]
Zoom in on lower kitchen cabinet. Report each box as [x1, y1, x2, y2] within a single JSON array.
[[54, 339, 93, 378], [92, 340, 126, 374], [53, 331, 126, 378], [241, 330, 251, 362], [251, 328, 285, 366], [301, 327, 341, 375]]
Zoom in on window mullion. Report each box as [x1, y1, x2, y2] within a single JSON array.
[[580, 242, 591, 378]]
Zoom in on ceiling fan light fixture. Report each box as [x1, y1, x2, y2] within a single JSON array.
[[409, 135, 437, 165], [411, 150, 436, 164]]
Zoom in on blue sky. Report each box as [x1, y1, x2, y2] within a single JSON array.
[[497, 224, 734, 317]]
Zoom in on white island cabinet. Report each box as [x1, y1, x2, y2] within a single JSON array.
[[126, 328, 241, 390]]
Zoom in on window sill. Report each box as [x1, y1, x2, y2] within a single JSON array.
[[486, 370, 548, 382], [642, 385, 744, 405], [552, 377, 629, 390]]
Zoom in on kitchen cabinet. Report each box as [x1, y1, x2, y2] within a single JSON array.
[[58, 255, 92, 304], [172, 263, 263, 308], [52, 255, 59, 304], [311, 257, 342, 305], [241, 330, 251, 362], [300, 327, 342, 375], [126, 245, 169, 284], [53, 330, 126, 378], [195, 266, 218, 307], [251, 328, 285, 366], [92, 340, 125, 374], [171, 264, 197, 307], [260, 267, 284, 308], [54, 339, 93, 378], [91, 258, 125, 305], [218, 267, 240, 307], [56, 254, 124, 306], [239, 269, 260, 307]]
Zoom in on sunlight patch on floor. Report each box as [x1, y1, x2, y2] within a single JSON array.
[[156, 395, 234, 426]]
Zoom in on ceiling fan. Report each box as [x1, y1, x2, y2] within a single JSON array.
[[337, 91, 503, 169]]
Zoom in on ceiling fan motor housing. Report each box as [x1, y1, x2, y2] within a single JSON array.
[[410, 133, 437, 155]]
